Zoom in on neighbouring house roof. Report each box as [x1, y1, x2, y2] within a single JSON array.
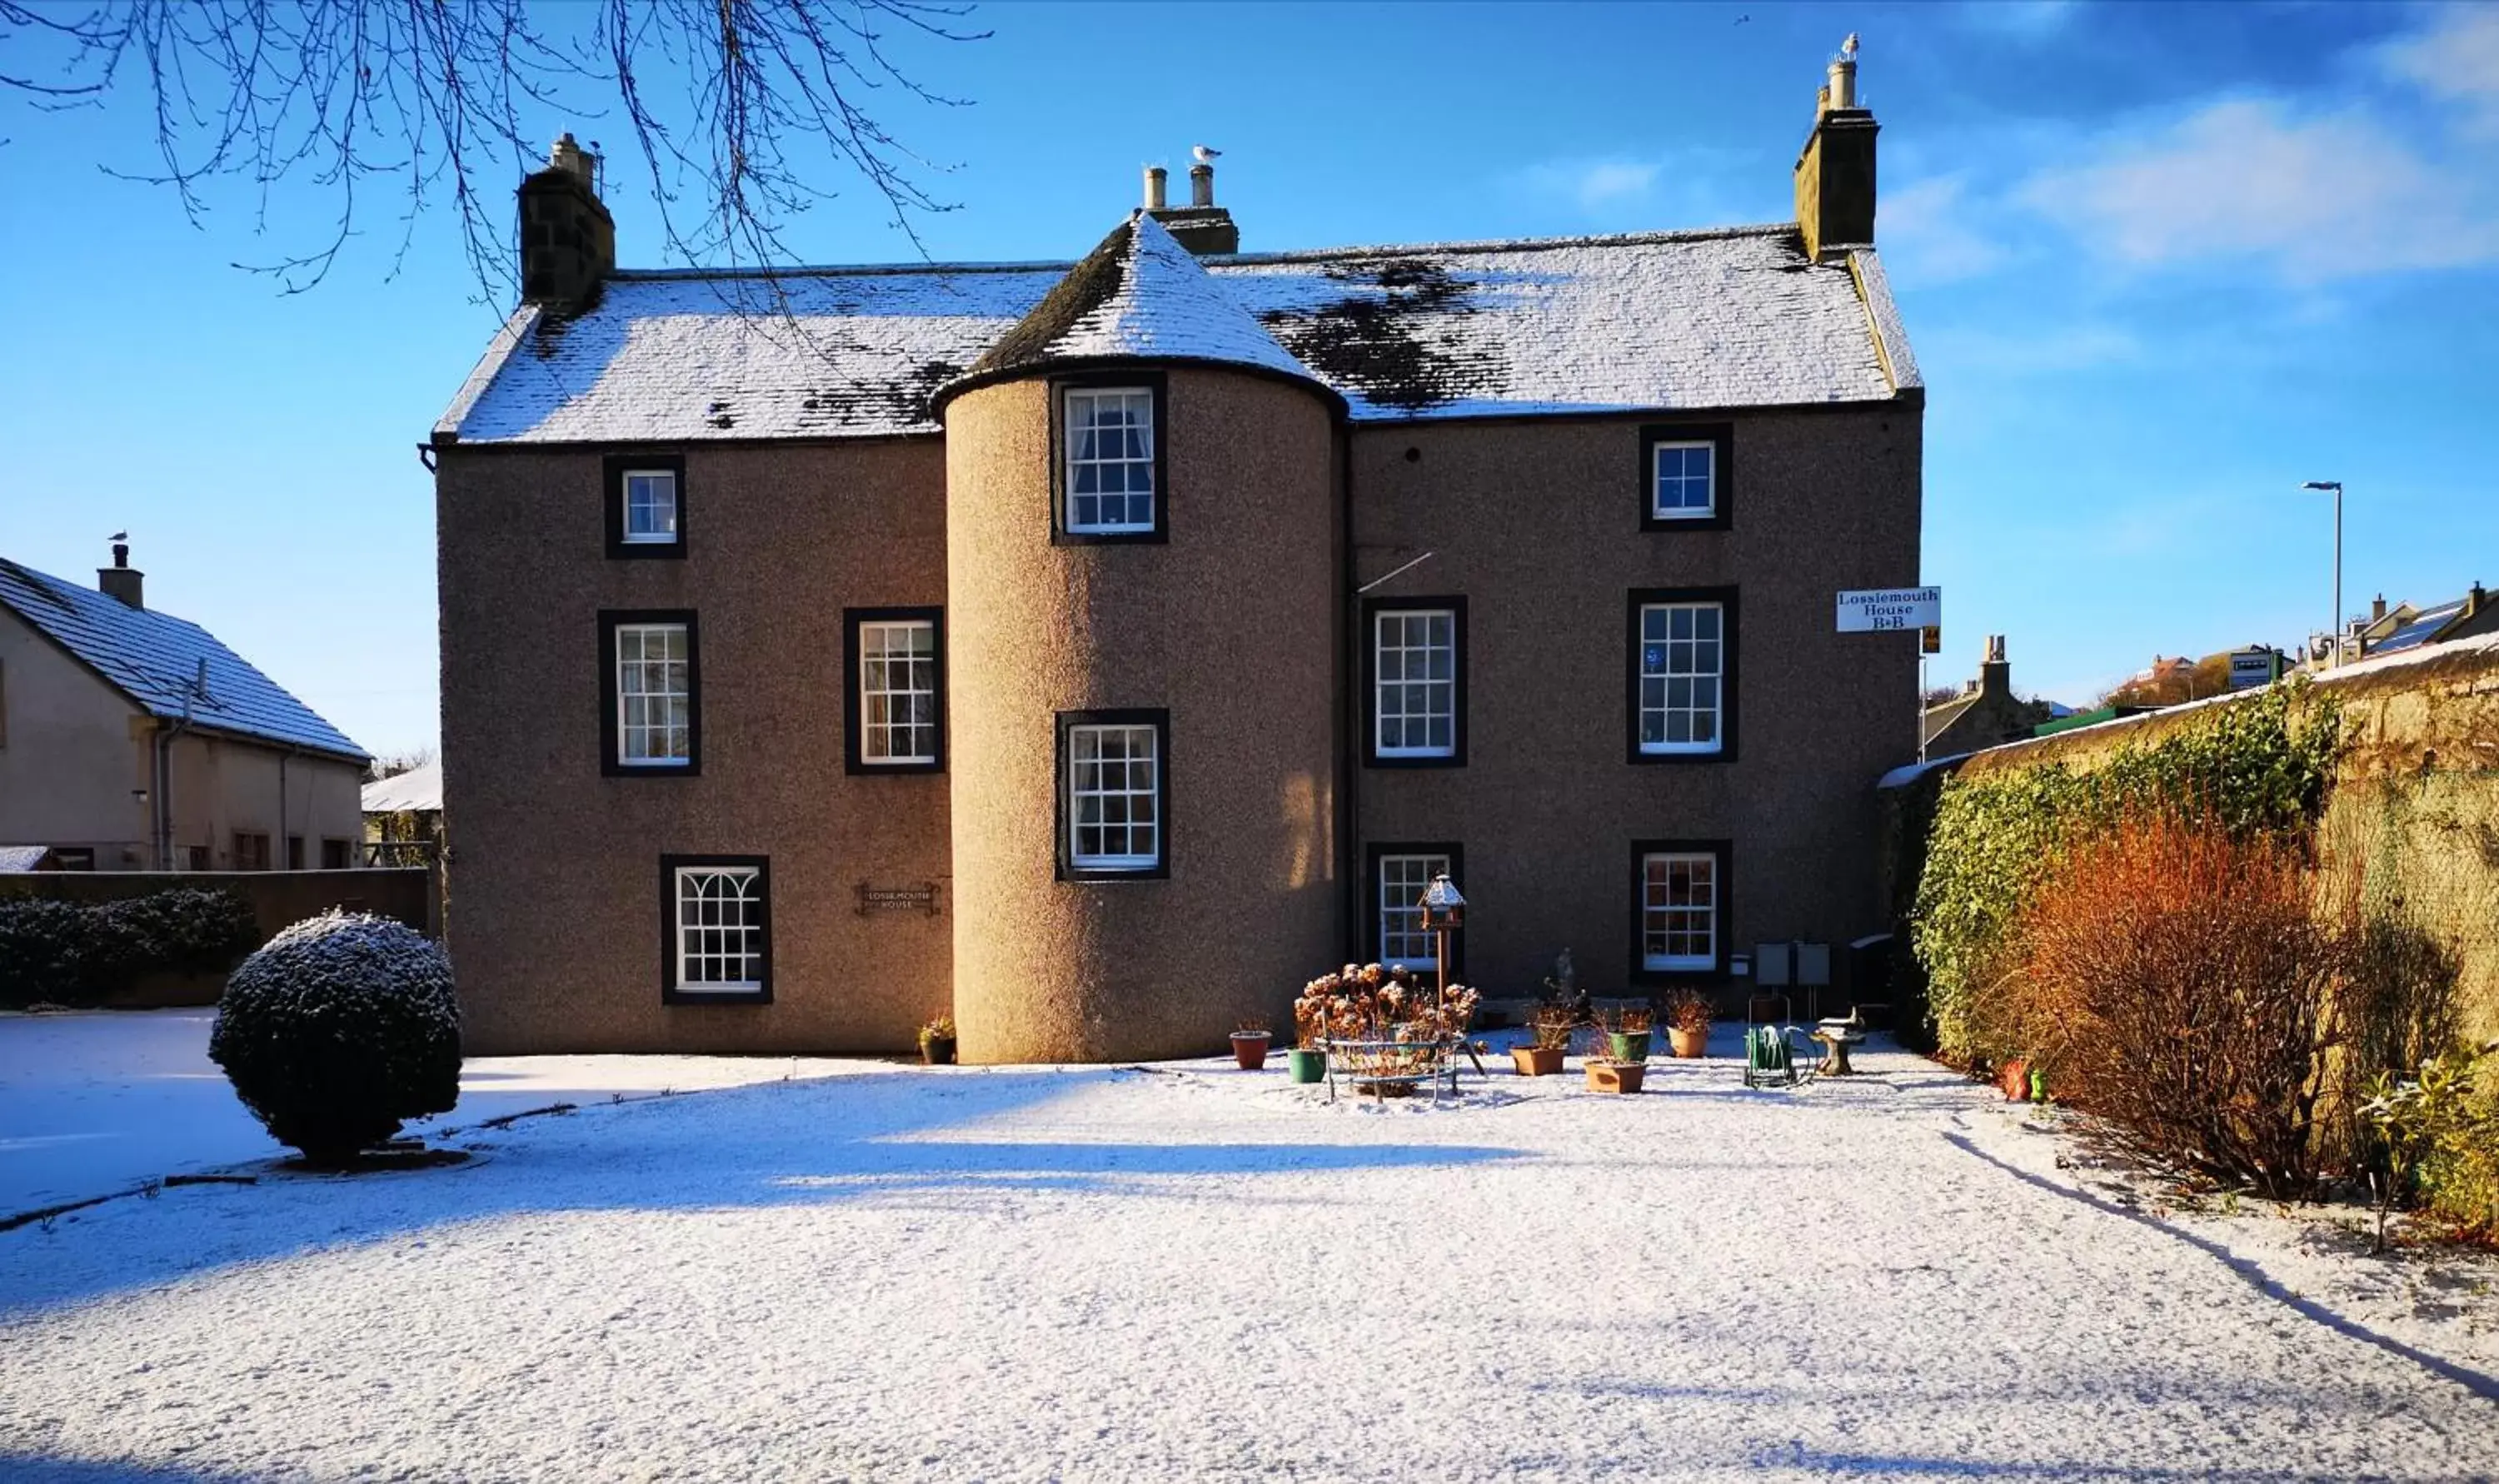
[[1918, 692, 1981, 747], [362, 759, 442, 814], [2369, 596, 2472, 656], [436, 224, 1918, 444], [0, 558, 367, 763], [947, 214, 1329, 402], [0, 845, 57, 872]]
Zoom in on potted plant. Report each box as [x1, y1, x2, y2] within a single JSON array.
[[918, 1015, 957, 1066], [1585, 1025, 1646, 1094], [1230, 1018, 1273, 1070], [1997, 1057, 2030, 1101], [1664, 989, 1713, 1059], [1605, 1006, 1654, 1065], [1513, 1004, 1573, 1077], [1287, 998, 1328, 1083]]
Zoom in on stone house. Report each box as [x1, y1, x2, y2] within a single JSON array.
[[1921, 636, 2056, 759], [0, 545, 369, 871], [431, 46, 1927, 1058]]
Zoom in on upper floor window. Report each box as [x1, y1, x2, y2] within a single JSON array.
[[1059, 709, 1169, 879], [1629, 588, 1737, 762], [1639, 424, 1732, 531], [662, 854, 771, 1003], [601, 611, 701, 775], [845, 607, 944, 774], [1366, 600, 1465, 765], [606, 454, 687, 557], [1059, 381, 1164, 540]]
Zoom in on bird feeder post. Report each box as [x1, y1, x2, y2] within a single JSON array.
[[1416, 873, 1468, 1013]]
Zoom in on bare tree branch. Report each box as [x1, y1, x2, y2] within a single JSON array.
[[0, 0, 983, 298]]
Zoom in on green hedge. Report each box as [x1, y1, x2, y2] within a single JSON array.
[[1909, 685, 2345, 1063], [0, 888, 260, 1009]]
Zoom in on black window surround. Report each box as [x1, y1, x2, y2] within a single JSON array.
[[1054, 706, 1171, 881], [1364, 840, 1466, 978], [658, 853, 772, 1006], [841, 605, 946, 776], [1359, 595, 1468, 769], [605, 452, 688, 559], [1625, 585, 1739, 765], [1050, 370, 1170, 545], [1637, 421, 1733, 532], [599, 609, 702, 778], [1628, 838, 1733, 984]]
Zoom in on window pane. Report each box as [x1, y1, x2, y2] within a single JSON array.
[[1636, 602, 1725, 755], [1065, 389, 1157, 533], [676, 867, 763, 991], [1375, 608, 1458, 758], [1069, 723, 1160, 867]]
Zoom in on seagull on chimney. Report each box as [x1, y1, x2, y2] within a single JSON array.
[[1192, 144, 1221, 164], [108, 530, 127, 541], [1843, 32, 1860, 57]]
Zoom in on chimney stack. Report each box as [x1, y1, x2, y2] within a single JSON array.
[[1794, 35, 1878, 261], [1147, 148, 1240, 255], [98, 540, 143, 610], [1143, 165, 1169, 212], [1978, 634, 2009, 698], [519, 131, 616, 309], [2371, 594, 2387, 623]]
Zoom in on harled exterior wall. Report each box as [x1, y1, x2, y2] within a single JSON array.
[[944, 368, 1340, 1063], [436, 440, 954, 1054], [1348, 406, 1923, 998]]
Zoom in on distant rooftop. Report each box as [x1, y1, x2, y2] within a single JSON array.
[[0, 557, 366, 762]]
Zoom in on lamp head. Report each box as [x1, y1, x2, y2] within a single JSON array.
[[2301, 481, 2342, 492]]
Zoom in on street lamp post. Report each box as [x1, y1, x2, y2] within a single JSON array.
[[2302, 481, 2344, 666]]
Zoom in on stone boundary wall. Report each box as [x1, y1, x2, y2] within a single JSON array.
[[0, 869, 437, 1008]]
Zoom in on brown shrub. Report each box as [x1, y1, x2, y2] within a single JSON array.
[[2008, 811, 2348, 1198]]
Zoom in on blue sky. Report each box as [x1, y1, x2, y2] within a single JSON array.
[[3, 1, 2495, 757]]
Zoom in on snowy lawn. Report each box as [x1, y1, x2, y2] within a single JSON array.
[[4, 1033, 2497, 1482], [0, 1008, 864, 1213]]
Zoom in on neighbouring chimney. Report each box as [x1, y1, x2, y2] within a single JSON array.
[[1793, 34, 1878, 261], [1143, 165, 1169, 212], [519, 132, 616, 309], [98, 540, 143, 610], [1148, 152, 1240, 255], [2371, 593, 2388, 623], [2469, 581, 2487, 619], [1979, 635, 2010, 699]]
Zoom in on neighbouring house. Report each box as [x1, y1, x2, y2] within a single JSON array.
[[2361, 585, 2495, 659], [1919, 636, 2056, 759], [361, 757, 444, 866], [431, 43, 1925, 1059], [0, 545, 369, 871]]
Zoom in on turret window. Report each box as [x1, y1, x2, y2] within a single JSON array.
[[1061, 385, 1160, 535], [1057, 708, 1170, 879]]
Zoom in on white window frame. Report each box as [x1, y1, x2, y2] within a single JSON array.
[[1650, 440, 1716, 521], [1637, 601, 1725, 756], [1062, 386, 1157, 535], [621, 468, 681, 545], [857, 619, 939, 766], [1066, 721, 1161, 872], [1377, 851, 1452, 972], [616, 621, 693, 768], [672, 864, 766, 994], [1640, 851, 1718, 973], [1373, 608, 1458, 759]]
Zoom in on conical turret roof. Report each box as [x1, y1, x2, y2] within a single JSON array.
[[939, 212, 1334, 408]]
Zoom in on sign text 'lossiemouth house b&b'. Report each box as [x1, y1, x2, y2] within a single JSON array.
[[1836, 587, 1941, 633]]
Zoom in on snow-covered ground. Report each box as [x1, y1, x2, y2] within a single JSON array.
[[3, 1033, 2496, 1482], [0, 1008, 865, 1213]]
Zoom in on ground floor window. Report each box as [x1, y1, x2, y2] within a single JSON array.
[[661, 855, 771, 1003], [320, 838, 351, 870], [1632, 840, 1728, 977], [1370, 844, 1461, 974], [233, 831, 271, 872]]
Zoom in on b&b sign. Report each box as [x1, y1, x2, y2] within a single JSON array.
[[1837, 586, 1941, 633]]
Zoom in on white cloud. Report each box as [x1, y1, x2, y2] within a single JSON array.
[[1523, 158, 1662, 212], [1878, 175, 2012, 284], [2022, 97, 2497, 281], [2377, 4, 2499, 136]]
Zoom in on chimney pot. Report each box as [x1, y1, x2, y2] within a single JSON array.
[[1144, 165, 1168, 212], [1189, 161, 1215, 209]]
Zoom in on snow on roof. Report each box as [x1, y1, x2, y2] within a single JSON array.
[[2370, 597, 2471, 656], [437, 223, 1913, 444], [950, 214, 1324, 399], [0, 845, 55, 872], [0, 558, 367, 762], [362, 759, 442, 814]]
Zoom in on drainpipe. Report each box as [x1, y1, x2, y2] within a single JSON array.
[[278, 749, 290, 867], [152, 659, 206, 869], [1338, 427, 1359, 963]]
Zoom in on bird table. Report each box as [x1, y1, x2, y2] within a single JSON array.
[[1810, 1022, 1867, 1076]]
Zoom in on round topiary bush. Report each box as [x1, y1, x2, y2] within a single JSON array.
[[208, 911, 461, 1166]]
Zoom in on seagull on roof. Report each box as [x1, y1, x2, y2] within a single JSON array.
[[1192, 144, 1221, 163], [1843, 32, 1860, 57]]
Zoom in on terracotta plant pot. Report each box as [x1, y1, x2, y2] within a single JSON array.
[[1586, 1062, 1645, 1094], [1998, 1058, 2030, 1101], [920, 1036, 956, 1067], [1512, 1044, 1566, 1077], [1609, 1031, 1653, 1063], [1668, 1026, 1708, 1059], [1286, 1048, 1326, 1083], [1230, 1033, 1272, 1070]]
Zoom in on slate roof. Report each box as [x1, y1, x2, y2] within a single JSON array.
[[0, 559, 367, 762], [436, 222, 1917, 444], [2370, 596, 2472, 656]]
